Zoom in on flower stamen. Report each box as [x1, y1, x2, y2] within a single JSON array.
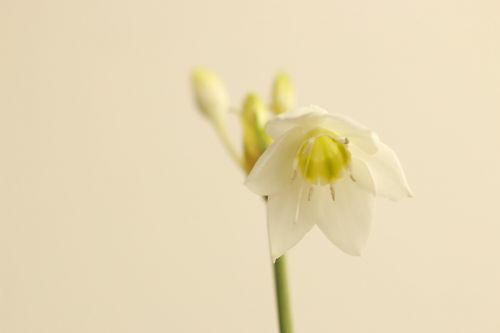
[[308, 187, 314, 201], [294, 183, 305, 223], [294, 141, 314, 223], [302, 139, 314, 155], [329, 184, 336, 201]]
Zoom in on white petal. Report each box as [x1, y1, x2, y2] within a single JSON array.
[[351, 141, 412, 201], [350, 156, 376, 196], [267, 179, 317, 261], [266, 105, 327, 139], [267, 105, 379, 153], [315, 177, 375, 256], [320, 114, 379, 154], [245, 127, 305, 196]]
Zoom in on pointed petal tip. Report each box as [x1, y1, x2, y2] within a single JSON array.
[[244, 178, 271, 197], [342, 247, 363, 256], [386, 186, 414, 201], [244, 172, 268, 196]]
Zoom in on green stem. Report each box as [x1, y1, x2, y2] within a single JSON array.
[[213, 121, 244, 170], [273, 256, 294, 333]]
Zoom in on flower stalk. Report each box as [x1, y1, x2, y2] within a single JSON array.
[[273, 256, 294, 333], [212, 121, 245, 170]]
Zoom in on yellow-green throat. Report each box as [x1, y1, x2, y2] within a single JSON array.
[[296, 128, 351, 185]]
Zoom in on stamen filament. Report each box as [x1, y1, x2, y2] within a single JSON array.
[[294, 142, 314, 223]]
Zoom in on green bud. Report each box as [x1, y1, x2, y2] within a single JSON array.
[[191, 68, 229, 124], [271, 72, 295, 115], [241, 94, 272, 173]]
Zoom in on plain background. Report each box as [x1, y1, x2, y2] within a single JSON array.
[[1, 0, 499, 332]]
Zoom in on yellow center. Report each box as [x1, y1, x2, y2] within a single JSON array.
[[297, 128, 351, 185]]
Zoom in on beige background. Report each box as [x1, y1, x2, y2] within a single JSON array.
[[1, 0, 499, 332]]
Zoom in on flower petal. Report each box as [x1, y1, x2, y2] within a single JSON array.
[[350, 156, 376, 196], [320, 113, 379, 154], [267, 179, 317, 261], [266, 105, 379, 153], [314, 176, 375, 256], [266, 105, 327, 139], [245, 126, 305, 196], [351, 141, 413, 201]]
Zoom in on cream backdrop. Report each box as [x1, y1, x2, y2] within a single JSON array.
[[1, 0, 499, 332]]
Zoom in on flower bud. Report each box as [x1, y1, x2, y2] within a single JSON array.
[[271, 72, 295, 115], [241, 94, 272, 173], [191, 68, 229, 124]]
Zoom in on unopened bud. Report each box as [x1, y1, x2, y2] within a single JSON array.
[[191, 68, 229, 124], [271, 73, 295, 115], [241, 94, 272, 173]]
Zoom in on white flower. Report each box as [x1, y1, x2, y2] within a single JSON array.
[[245, 105, 412, 260]]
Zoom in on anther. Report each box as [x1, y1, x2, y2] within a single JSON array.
[[344, 137, 349, 145], [350, 173, 356, 182], [329, 184, 336, 201], [308, 187, 314, 201]]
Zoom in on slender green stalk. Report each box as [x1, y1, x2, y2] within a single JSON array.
[[213, 121, 244, 170], [273, 256, 294, 333]]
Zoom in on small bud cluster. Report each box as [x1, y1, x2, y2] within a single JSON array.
[[190, 69, 296, 174]]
